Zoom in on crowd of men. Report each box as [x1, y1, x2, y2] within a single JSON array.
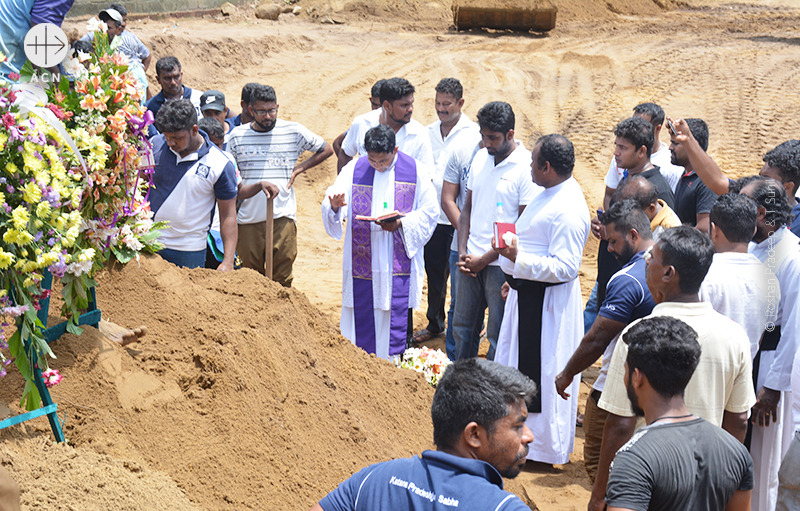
[[138, 49, 800, 509]]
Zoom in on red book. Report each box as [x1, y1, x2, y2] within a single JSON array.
[[493, 222, 516, 248]]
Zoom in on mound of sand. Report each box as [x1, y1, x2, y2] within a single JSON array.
[[1, 256, 514, 510]]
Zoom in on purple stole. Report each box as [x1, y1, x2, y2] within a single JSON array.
[[350, 152, 417, 357]]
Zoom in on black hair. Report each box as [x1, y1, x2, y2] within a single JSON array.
[[624, 316, 701, 398], [435, 78, 464, 100], [535, 134, 574, 177], [155, 56, 181, 77], [431, 358, 537, 450], [476, 101, 514, 134], [615, 116, 655, 157], [685, 118, 709, 152], [709, 193, 758, 244], [613, 175, 658, 210], [249, 84, 277, 105], [241, 82, 260, 103], [71, 39, 94, 55], [156, 98, 196, 134], [371, 79, 387, 98], [632, 102, 665, 127], [740, 177, 794, 230], [108, 3, 127, 16], [379, 77, 415, 105], [657, 226, 715, 295], [364, 125, 396, 154], [729, 175, 761, 195], [763, 140, 800, 193], [600, 199, 653, 240], [198, 117, 224, 141]]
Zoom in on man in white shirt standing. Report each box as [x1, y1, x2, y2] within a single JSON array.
[[338, 77, 434, 174], [228, 84, 333, 286], [453, 102, 539, 361], [412, 78, 480, 345]]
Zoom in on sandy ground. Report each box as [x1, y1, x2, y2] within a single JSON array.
[[3, 1, 796, 509]]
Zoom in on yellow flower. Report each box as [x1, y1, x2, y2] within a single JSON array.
[[16, 230, 33, 245], [67, 211, 81, 229], [23, 277, 36, 288], [22, 181, 42, 204], [36, 201, 51, 219], [0, 192, 4, 204], [11, 206, 29, 230], [0, 250, 14, 269], [0, 289, 7, 297], [33, 219, 43, 229], [5, 162, 18, 174], [64, 225, 79, 247], [71, 188, 82, 209], [0, 132, 7, 151]]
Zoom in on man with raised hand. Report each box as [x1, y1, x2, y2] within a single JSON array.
[[412, 78, 480, 345], [605, 316, 754, 511], [492, 133, 589, 466], [452, 101, 538, 361], [310, 358, 535, 511], [322, 125, 437, 360]]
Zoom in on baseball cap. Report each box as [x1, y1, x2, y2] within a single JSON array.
[[200, 90, 226, 112], [98, 8, 124, 25]]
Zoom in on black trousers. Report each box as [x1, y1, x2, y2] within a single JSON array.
[[422, 223, 454, 334]]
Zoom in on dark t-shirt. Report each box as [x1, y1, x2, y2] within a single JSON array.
[[674, 170, 719, 226], [606, 418, 754, 511], [597, 166, 674, 305], [598, 250, 656, 324]]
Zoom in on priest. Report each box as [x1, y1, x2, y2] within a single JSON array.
[[493, 134, 590, 465], [322, 125, 439, 360]]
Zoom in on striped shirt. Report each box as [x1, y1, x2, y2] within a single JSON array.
[[227, 120, 325, 223]]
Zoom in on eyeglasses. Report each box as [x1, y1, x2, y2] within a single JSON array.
[[253, 108, 277, 117]]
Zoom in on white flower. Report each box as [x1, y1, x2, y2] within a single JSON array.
[[66, 260, 93, 277], [86, 16, 106, 34], [62, 53, 87, 79]]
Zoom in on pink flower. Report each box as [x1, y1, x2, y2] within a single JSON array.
[[2, 305, 29, 317], [42, 369, 63, 388], [8, 73, 19, 81]]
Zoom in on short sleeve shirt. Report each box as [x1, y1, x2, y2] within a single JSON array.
[[443, 141, 481, 252], [319, 451, 529, 511], [606, 418, 754, 511], [673, 170, 719, 225], [227, 119, 326, 222], [466, 143, 540, 262], [598, 302, 756, 423]]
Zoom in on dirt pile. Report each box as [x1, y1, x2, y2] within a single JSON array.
[[0, 256, 472, 510]]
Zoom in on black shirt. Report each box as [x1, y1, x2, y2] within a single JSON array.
[[674, 170, 719, 226], [597, 166, 675, 305], [606, 418, 754, 511]]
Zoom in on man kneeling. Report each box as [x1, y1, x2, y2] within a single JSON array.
[[310, 358, 535, 511], [606, 316, 754, 511]]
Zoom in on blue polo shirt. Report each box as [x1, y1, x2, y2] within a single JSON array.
[[319, 450, 529, 511], [151, 130, 237, 252], [598, 250, 656, 324]]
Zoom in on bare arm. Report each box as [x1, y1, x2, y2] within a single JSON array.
[[289, 143, 334, 188], [721, 411, 748, 443], [441, 181, 460, 227], [336, 147, 353, 173], [142, 53, 152, 71], [724, 490, 752, 511], [332, 131, 346, 173], [589, 413, 636, 511], [603, 186, 615, 212], [216, 198, 238, 272], [695, 213, 710, 235], [457, 189, 472, 258], [555, 316, 626, 399], [238, 181, 279, 201], [671, 117, 730, 195]]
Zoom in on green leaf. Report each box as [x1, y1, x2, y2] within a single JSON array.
[[111, 245, 136, 264], [65, 320, 84, 335], [19, 61, 34, 83]]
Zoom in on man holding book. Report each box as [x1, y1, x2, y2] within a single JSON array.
[[322, 125, 438, 360]]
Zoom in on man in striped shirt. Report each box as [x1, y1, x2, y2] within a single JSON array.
[[227, 84, 333, 286]]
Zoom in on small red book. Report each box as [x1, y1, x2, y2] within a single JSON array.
[[493, 222, 516, 248]]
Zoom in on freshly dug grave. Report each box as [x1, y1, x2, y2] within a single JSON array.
[[0, 256, 533, 510]]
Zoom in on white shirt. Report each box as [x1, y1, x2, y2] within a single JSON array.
[[427, 114, 480, 224], [340, 108, 434, 175], [604, 142, 684, 192], [466, 143, 540, 263], [699, 252, 779, 360]]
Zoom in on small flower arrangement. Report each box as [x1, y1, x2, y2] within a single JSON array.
[[394, 346, 451, 387]]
